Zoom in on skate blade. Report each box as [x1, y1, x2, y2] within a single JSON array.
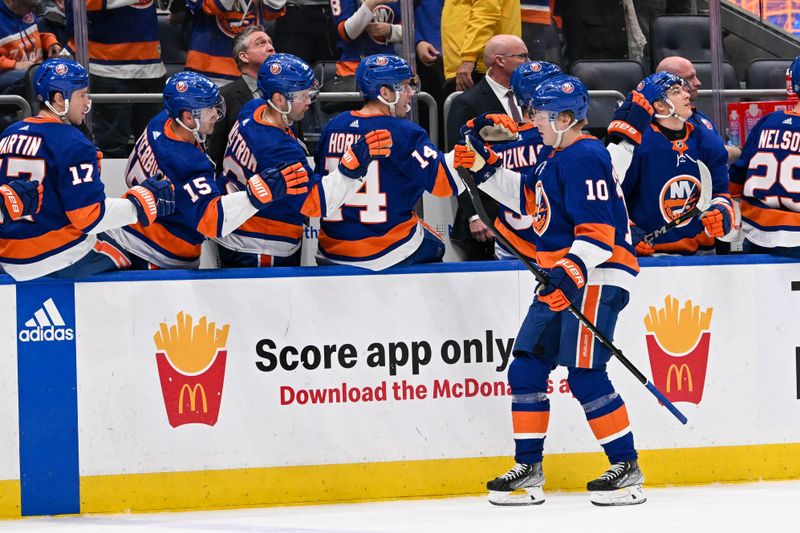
[[589, 484, 646, 506], [488, 487, 545, 506]]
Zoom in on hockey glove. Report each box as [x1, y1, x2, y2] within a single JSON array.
[[538, 253, 587, 312], [630, 224, 654, 257], [464, 112, 519, 142], [700, 204, 733, 238], [0, 180, 42, 222], [454, 131, 502, 184], [338, 129, 393, 180], [247, 162, 309, 208], [125, 174, 176, 226], [607, 90, 654, 145]]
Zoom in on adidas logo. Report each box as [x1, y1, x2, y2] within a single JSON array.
[[18, 298, 74, 343], [19, 125, 29, 131], [784, 118, 793, 125], [153, 131, 162, 139], [350, 120, 360, 128]]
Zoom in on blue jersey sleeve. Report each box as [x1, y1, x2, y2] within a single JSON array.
[[397, 124, 457, 198]]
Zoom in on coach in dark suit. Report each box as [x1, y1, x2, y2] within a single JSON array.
[[208, 25, 275, 170], [446, 35, 528, 261]]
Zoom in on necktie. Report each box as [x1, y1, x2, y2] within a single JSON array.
[[506, 90, 523, 123]]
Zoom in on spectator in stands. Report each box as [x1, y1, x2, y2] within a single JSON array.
[[446, 34, 527, 260], [208, 25, 275, 169], [66, 0, 166, 158], [37, 0, 66, 46], [185, 0, 285, 86], [273, 0, 337, 66], [332, 0, 401, 78], [0, 0, 61, 96], [442, 0, 521, 92], [656, 55, 741, 162], [415, 0, 444, 142], [520, 0, 551, 61]]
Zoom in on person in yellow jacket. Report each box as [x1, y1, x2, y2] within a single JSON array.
[[442, 0, 521, 91]]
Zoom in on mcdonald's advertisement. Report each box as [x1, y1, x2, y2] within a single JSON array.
[[69, 261, 800, 477]]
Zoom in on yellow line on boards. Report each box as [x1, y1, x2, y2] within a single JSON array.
[[0, 480, 20, 518], [78, 442, 800, 514]]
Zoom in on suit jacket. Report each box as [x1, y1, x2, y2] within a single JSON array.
[[446, 77, 505, 256], [207, 76, 255, 171]]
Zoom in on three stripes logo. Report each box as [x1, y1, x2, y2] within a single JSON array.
[[18, 298, 74, 343]]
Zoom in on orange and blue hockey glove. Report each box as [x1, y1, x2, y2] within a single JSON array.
[[125, 174, 176, 226], [247, 162, 309, 208], [338, 129, 393, 180], [538, 253, 587, 312], [454, 131, 501, 184], [700, 204, 733, 238], [464, 112, 519, 141], [607, 90, 654, 145], [0, 179, 42, 222], [630, 224, 654, 257]]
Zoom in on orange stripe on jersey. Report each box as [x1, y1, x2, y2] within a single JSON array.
[[741, 200, 800, 229], [337, 61, 358, 77], [197, 197, 222, 238], [337, 20, 351, 42], [577, 285, 601, 368], [66, 202, 102, 232], [185, 50, 240, 79], [88, 40, 161, 62], [237, 216, 303, 240], [494, 218, 537, 259], [24, 116, 61, 124], [86, 0, 103, 10], [320, 216, 417, 258], [132, 222, 201, 259], [301, 186, 323, 218], [93, 239, 131, 269], [588, 404, 631, 442], [575, 222, 615, 248], [0, 225, 83, 260], [535, 247, 570, 269], [259, 254, 273, 267], [512, 411, 549, 434], [654, 233, 714, 254], [521, 10, 551, 24], [430, 163, 455, 197], [524, 185, 537, 215], [608, 245, 639, 273]]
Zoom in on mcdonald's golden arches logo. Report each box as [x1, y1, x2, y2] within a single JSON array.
[[154, 312, 230, 428], [644, 296, 713, 404]]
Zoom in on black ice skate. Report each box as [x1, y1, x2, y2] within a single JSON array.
[[587, 460, 646, 506], [486, 463, 545, 506]]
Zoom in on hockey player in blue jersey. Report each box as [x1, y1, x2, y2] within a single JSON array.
[[490, 60, 561, 261], [216, 54, 384, 267], [107, 71, 313, 269], [455, 75, 645, 506], [0, 58, 175, 281], [728, 56, 800, 256], [313, 54, 460, 270], [607, 71, 734, 256]]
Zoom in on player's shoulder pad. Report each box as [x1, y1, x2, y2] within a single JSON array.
[[239, 98, 266, 122]]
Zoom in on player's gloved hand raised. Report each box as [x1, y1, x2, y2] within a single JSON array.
[[247, 162, 309, 208], [700, 203, 733, 238], [124, 174, 176, 226], [607, 90, 654, 145], [453, 132, 501, 184], [537, 253, 587, 312], [463, 112, 519, 142], [338, 129, 393, 180], [630, 224, 654, 257], [0, 179, 43, 222]]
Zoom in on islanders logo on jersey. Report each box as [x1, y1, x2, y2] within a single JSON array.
[[369, 6, 396, 44], [216, 10, 259, 38], [659, 174, 701, 226], [531, 181, 551, 236]]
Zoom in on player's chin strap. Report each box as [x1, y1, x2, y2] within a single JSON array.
[[654, 96, 687, 123], [378, 85, 410, 118], [549, 113, 578, 148], [44, 94, 91, 122], [267, 97, 294, 127], [176, 112, 207, 145]]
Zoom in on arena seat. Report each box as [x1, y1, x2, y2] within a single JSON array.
[[569, 60, 647, 137], [650, 15, 714, 70], [746, 58, 793, 89], [691, 61, 739, 119]]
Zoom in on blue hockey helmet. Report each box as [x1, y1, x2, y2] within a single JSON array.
[[163, 71, 225, 121], [637, 71, 684, 104], [257, 53, 318, 101], [531, 74, 589, 121], [355, 54, 418, 100], [511, 61, 562, 108], [34, 58, 89, 103], [789, 56, 800, 94]]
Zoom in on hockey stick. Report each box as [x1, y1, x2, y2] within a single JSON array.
[[456, 166, 688, 425], [641, 160, 713, 246]]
